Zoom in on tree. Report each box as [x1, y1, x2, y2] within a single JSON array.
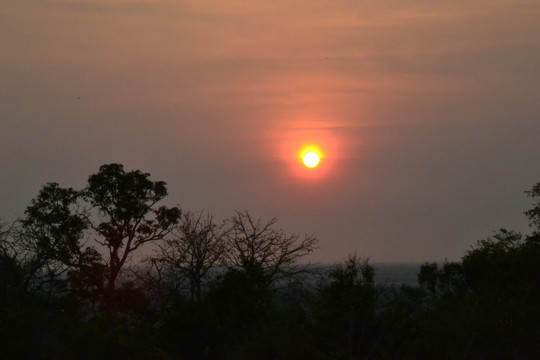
[[312, 255, 378, 359], [224, 210, 318, 285], [525, 182, 540, 231], [417, 262, 438, 294], [456, 228, 540, 358], [84, 164, 181, 315], [462, 229, 526, 292], [155, 211, 318, 359], [16, 164, 180, 316], [0, 220, 15, 262], [418, 261, 467, 299], [0, 220, 11, 249], [151, 210, 225, 301], [17, 183, 89, 295], [0, 220, 24, 301], [67, 247, 106, 316]]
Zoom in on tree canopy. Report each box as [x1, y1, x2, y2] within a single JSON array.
[[2, 172, 540, 359]]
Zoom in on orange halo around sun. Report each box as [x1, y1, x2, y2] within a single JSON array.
[[274, 120, 340, 181]]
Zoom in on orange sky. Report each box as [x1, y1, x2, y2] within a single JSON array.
[[1, 0, 540, 262]]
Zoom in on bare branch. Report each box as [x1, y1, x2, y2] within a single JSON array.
[[223, 210, 319, 285]]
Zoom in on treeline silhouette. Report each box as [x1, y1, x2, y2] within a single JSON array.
[[1, 164, 539, 359]]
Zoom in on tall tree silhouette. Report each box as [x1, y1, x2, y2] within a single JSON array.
[[84, 164, 181, 315]]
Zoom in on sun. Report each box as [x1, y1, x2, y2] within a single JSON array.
[[296, 145, 325, 174], [302, 151, 320, 168]]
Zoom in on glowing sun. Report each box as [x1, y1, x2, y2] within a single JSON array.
[[302, 151, 320, 168]]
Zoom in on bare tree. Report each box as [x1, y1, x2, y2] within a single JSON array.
[[0, 220, 15, 258], [0, 220, 22, 288], [151, 210, 225, 301], [224, 210, 318, 284]]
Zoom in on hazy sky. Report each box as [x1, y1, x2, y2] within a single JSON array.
[[2, 0, 540, 262]]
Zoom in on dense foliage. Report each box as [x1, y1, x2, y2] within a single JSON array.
[[1, 165, 539, 359]]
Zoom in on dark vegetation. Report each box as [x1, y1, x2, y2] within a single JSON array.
[[1, 164, 540, 359]]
